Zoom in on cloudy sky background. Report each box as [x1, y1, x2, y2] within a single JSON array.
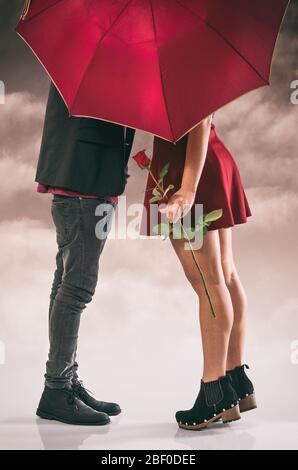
[[0, 0, 298, 448]]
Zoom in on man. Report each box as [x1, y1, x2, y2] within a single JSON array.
[[35, 82, 135, 425]]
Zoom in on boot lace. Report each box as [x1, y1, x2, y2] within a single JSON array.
[[73, 380, 93, 399]]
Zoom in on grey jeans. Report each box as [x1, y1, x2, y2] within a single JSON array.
[[45, 194, 115, 389]]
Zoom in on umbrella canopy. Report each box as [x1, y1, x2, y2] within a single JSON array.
[[17, 0, 289, 142]]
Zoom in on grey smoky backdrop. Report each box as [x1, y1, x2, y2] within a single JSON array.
[[0, 0, 298, 450]]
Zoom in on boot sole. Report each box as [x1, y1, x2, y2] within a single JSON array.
[[36, 408, 110, 426], [178, 404, 241, 431], [239, 393, 257, 413]]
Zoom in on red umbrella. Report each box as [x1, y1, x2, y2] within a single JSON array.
[[17, 0, 289, 142]]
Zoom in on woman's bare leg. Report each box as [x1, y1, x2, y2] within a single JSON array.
[[219, 228, 248, 370], [170, 230, 234, 382]]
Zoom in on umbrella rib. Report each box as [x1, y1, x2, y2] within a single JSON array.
[[175, 0, 269, 84], [71, 0, 134, 110], [18, 0, 66, 24], [149, 0, 174, 142]]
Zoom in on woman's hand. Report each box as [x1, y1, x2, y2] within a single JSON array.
[[159, 188, 196, 223], [159, 115, 212, 225]]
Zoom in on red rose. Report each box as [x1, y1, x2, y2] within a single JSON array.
[[133, 150, 151, 169]]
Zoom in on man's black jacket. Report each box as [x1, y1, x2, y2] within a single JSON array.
[[36, 83, 135, 196]]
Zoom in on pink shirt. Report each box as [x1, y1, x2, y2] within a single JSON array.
[[36, 127, 127, 203], [37, 183, 118, 204]]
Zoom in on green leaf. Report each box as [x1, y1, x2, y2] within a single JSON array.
[[159, 162, 170, 180], [183, 227, 196, 241], [152, 187, 161, 197], [204, 209, 223, 224], [152, 223, 172, 237], [163, 184, 174, 198], [203, 221, 211, 228], [188, 225, 205, 240], [172, 224, 198, 241], [191, 222, 208, 237], [202, 225, 209, 236], [149, 195, 160, 203]]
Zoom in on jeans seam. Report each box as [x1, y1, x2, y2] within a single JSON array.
[[78, 199, 84, 299]]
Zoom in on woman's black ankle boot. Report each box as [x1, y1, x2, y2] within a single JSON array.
[[176, 375, 240, 430], [226, 364, 257, 413]]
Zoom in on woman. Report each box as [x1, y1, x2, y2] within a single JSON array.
[[141, 116, 257, 430]]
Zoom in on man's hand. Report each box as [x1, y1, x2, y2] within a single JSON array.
[[159, 188, 195, 224]]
